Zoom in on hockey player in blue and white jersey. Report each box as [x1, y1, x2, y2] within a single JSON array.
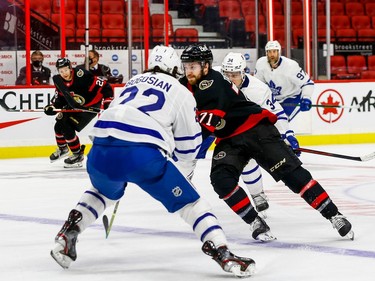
[[50, 45, 255, 278], [220, 52, 300, 215], [254, 40, 314, 120]]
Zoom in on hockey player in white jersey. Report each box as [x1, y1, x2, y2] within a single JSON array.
[[220, 52, 300, 217], [254, 40, 314, 121], [50, 45, 255, 278]]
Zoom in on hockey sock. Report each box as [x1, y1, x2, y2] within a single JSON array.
[[222, 185, 258, 224]]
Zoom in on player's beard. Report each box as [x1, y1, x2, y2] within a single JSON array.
[[186, 70, 203, 86], [267, 55, 279, 68]]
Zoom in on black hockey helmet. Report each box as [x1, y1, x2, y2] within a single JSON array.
[[180, 44, 213, 66], [56, 57, 72, 69]]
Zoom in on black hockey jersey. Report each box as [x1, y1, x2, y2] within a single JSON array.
[[179, 68, 277, 141], [52, 67, 113, 109]]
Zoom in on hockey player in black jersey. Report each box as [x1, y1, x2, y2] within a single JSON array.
[[44, 58, 114, 168], [180, 44, 354, 241]]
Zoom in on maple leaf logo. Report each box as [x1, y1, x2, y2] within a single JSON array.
[[321, 94, 341, 115], [268, 80, 282, 98]]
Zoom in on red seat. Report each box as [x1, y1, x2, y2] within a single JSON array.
[[131, 14, 144, 29], [77, 0, 100, 14], [345, 2, 364, 17], [174, 28, 199, 42], [76, 14, 101, 29], [102, 14, 125, 29], [30, 0, 51, 17], [262, 1, 283, 15], [291, 15, 304, 30], [291, 1, 303, 15], [152, 28, 166, 43], [292, 28, 304, 48], [244, 14, 266, 34], [52, 0, 76, 14], [330, 55, 347, 77], [330, 2, 345, 16], [151, 14, 173, 36], [361, 71, 375, 79], [52, 13, 76, 29], [347, 55, 367, 77], [317, 28, 336, 42], [102, 29, 126, 42], [357, 28, 375, 41], [273, 15, 284, 29], [351, 16, 371, 30], [125, 0, 145, 14], [367, 55, 375, 71], [317, 16, 327, 29], [274, 28, 285, 47], [219, 0, 243, 19], [76, 28, 101, 43], [335, 28, 357, 42], [317, 2, 325, 15], [102, 1, 125, 14], [365, 3, 375, 17], [241, 1, 256, 16], [331, 15, 351, 30]]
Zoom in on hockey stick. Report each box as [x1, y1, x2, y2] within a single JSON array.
[[102, 200, 120, 239], [284, 90, 373, 110], [296, 147, 375, 162]]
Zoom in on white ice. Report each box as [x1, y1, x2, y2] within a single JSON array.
[[1, 144, 375, 280]]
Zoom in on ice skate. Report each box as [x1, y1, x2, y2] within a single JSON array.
[[50, 146, 69, 162], [202, 240, 255, 278], [249, 215, 276, 242], [50, 209, 82, 269], [64, 145, 85, 168], [251, 191, 269, 218], [330, 213, 354, 240]]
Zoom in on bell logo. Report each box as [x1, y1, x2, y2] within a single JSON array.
[[4, 12, 17, 34]]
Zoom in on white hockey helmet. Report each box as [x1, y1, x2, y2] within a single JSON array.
[[148, 45, 181, 76], [222, 52, 246, 73], [265, 40, 281, 53]]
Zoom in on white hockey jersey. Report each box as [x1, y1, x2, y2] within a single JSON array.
[[91, 71, 202, 175], [254, 56, 314, 103], [240, 73, 290, 136]]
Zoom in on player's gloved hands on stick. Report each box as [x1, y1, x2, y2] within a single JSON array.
[[300, 97, 312, 111], [282, 130, 300, 156], [44, 105, 57, 116]]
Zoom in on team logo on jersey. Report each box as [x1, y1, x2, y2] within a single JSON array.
[[172, 186, 183, 197], [73, 94, 85, 105], [215, 118, 226, 130], [76, 68, 84, 77], [213, 151, 226, 160], [199, 80, 213, 90]]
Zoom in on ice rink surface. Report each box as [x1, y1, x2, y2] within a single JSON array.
[[1, 144, 375, 280]]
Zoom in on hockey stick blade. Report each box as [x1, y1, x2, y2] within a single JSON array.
[[102, 215, 109, 238], [103, 201, 120, 239], [297, 147, 375, 162]]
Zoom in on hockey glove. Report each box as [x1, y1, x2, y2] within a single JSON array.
[[300, 97, 312, 111], [44, 105, 57, 116], [282, 130, 300, 156]]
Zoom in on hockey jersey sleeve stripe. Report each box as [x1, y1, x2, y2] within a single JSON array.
[[174, 143, 201, 155], [94, 120, 164, 140], [174, 132, 202, 141]]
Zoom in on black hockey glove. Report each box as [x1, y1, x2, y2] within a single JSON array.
[[44, 105, 57, 116]]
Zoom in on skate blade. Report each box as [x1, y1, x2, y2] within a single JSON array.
[[64, 162, 83, 168], [346, 230, 355, 241], [258, 211, 267, 219], [256, 231, 277, 242], [230, 263, 256, 278], [50, 244, 73, 269], [50, 153, 70, 163]]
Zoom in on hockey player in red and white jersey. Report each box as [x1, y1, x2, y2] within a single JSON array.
[[44, 58, 114, 168], [180, 43, 354, 243], [254, 40, 314, 121], [50, 45, 255, 278], [219, 52, 300, 217]]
